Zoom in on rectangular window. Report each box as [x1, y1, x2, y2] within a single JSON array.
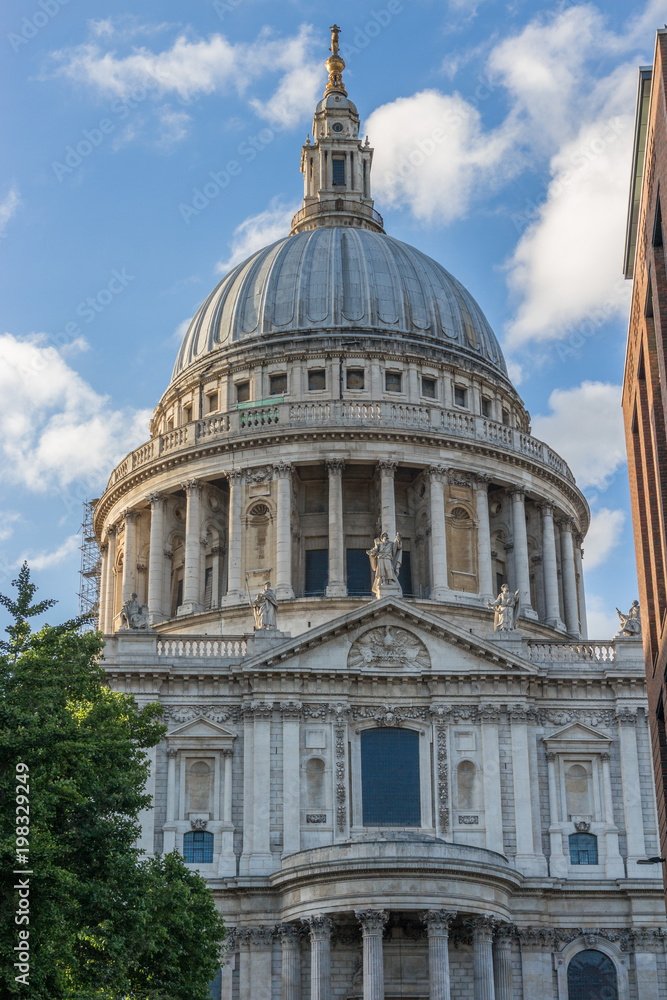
[[207, 392, 218, 413], [236, 381, 250, 403], [385, 372, 402, 393], [421, 377, 437, 399], [308, 369, 326, 391], [305, 549, 328, 595], [204, 566, 213, 607], [346, 549, 373, 595], [501, 408, 510, 426], [184, 405, 193, 423], [398, 550, 412, 596], [346, 368, 365, 390], [332, 157, 345, 186], [269, 373, 287, 395], [454, 386, 467, 408], [361, 728, 421, 827], [481, 397, 491, 417]]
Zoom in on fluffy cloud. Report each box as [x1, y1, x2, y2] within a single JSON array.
[[530, 381, 626, 490], [47, 25, 324, 131], [216, 199, 299, 275], [17, 534, 80, 571], [583, 507, 625, 569], [0, 511, 21, 543], [585, 593, 622, 639], [0, 186, 21, 239], [0, 333, 151, 492]]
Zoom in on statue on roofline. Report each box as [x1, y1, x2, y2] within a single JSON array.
[[615, 600, 641, 638], [487, 584, 520, 631], [252, 582, 278, 630], [367, 531, 402, 597]]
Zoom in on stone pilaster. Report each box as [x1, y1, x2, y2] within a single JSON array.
[[474, 474, 493, 598], [422, 909, 456, 1000], [544, 750, 567, 877], [617, 709, 648, 874], [274, 462, 295, 600], [121, 508, 138, 603], [179, 480, 203, 614], [508, 489, 535, 619], [356, 909, 388, 1000], [600, 751, 624, 878], [222, 469, 244, 604], [377, 460, 397, 537], [429, 465, 449, 600], [98, 541, 108, 632], [325, 459, 347, 596], [147, 492, 167, 622], [163, 746, 178, 853], [104, 524, 117, 632]]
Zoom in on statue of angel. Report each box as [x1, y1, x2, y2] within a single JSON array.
[[367, 531, 402, 597], [615, 600, 641, 637], [487, 584, 520, 631]]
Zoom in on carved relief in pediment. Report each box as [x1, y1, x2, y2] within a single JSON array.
[[347, 625, 430, 671]]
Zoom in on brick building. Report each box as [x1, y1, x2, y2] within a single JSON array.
[[623, 29, 667, 905]]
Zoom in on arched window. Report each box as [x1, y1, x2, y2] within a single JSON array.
[[306, 758, 326, 810], [187, 760, 213, 815], [361, 728, 420, 827], [569, 832, 598, 865], [183, 830, 214, 864], [457, 760, 478, 810], [567, 950, 618, 1000], [565, 763, 591, 817]]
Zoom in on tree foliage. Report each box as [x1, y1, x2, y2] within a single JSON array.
[[0, 564, 225, 999]]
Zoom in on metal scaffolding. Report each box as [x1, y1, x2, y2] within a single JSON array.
[[78, 499, 101, 624]]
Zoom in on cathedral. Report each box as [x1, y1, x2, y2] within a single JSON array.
[[95, 28, 667, 1000]]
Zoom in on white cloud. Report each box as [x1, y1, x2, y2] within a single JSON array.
[[216, 199, 298, 275], [586, 592, 622, 639], [171, 317, 192, 344], [583, 507, 625, 569], [0, 333, 151, 492], [18, 533, 80, 571], [0, 511, 21, 543], [154, 105, 192, 149], [0, 186, 21, 239], [530, 381, 625, 490]]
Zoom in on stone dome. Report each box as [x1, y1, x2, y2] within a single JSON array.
[[172, 228, 508, 382]]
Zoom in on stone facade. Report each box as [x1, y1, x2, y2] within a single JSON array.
[[97, 30, 666, 999]]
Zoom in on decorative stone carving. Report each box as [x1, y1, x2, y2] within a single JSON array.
[[252, 581, 278, 630], [487, 584, 520, 631], [279, 700, 303, 718], [119, 593, 151, 631], [422, 910, 457, 934], [447, 469, 473, 487], [277, 922, 302, 945], [516, 927, 556, 949], [615, 600, 641, 637], [243, 701, 274, 717], [615, 709, 637, 725], [366, 531, 402, 597], [147, 491, 167, 508], [306, 813, 327, 824], [435, 723, 449, 832], [190, 818, 208, 830], [162, 705, 237, 724], [236, 926, 274, 949], [459, 815, 479, 825], [574, 820, 591, 833], [273, 461, 293, 479], [326, 459, 345, 475], [335, 718, 347, 834], [244, 465, 273, 483], [304, 915, 333, 940], [355, 909, 388, 934], [347, 626, 430, 671]]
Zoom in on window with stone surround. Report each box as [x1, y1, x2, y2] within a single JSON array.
[[567, 949, 617, 999], [332, 157, 345, 186], [454, 385, 467, 407], [269, 373, 287, 395], [385, 371, 402, 393], [308, 369, 326, 391], [346, 368, 365, 390], [361, 727, 420, 827], [183, 830, 214, 864], [421, 376, 437, 399], [236, 381, 250, 403], [568, 832, 598, 865]]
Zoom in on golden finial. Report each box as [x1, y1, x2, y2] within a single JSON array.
[[325, 23, 347, 95]]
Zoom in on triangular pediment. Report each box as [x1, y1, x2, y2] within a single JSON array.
[[543, 721, 612, 753], [167, 716, 237, 739], [242, 597, 538, 675], [545, 722, 612, 743]]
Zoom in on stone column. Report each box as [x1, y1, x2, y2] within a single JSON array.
[[163, 747, 177, 853], [211, 544, 222, 608], [326, 460, 347, 597], [279, 923, 301, 1000], [104, 525, 117, 631], [377, 461, 397, 537], [509, 490, 534, 619], [559, 518, 580, 635], [222, 749, 233, 823], [574, 535, 588, 638], [180, 480, 203, 614], [493, 924, 514, 1000], [474, 475, 493, 598], [617, 709, 647, 873], [98, 542, 108, 632], [634, 934, 660, 1000], [545, 751, 567, 877], [251, 705, 272, 873], [480, 707, 503, 854], [540, 504, 565, 629], [121, 509, 138, 603], [600, 752, 624, 878], [222, 470, 244, 604], [469, 916, 496, 1000], [429, 466, 449, 600], [147, 492, 167, 622], [422, 909, 456, 1000], [305, 915, 333, 1000], [518, 929, 555, 996], [510, 707, 539, 875], [355, 909, 388, 1000], [282, 703, 301, 856], [237, 927, 272, 1000], [274, 462, 295, 600]]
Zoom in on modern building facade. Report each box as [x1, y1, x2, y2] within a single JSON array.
[[623, 28, 667, 909], [97, 30, 667, 1000]]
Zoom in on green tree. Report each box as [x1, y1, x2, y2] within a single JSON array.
[[0, 563, 225, 999]]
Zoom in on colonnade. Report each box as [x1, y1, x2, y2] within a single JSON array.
[[98, 461, 584, 636]]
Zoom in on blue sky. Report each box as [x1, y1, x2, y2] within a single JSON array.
[[0, 0, 661, 635]]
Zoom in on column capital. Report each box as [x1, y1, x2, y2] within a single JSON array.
[[326, 459, 345, 475], [466, 914, 497, 940], [225, 468, 243, 483], [377, 460, 397, 476], [166, 747, 178, 758], [274, 461, 293, 479], [181, 478, 201, 496], [472, 472, 492, 489], [106, 523, 118, 538], [355, 909, 388, 935], [507, 487, 526, 503], [123, 507, 139, 523], [278, 922, 302, 946], [600, 751, 611, 762], [493, 921, 516, 944], [99, 541, 108, 555], [303, 914, 333, 941], [422, 909, 457, 935], [536, 500, 555, 516], [147, 491, 167, 508], [428, 464, 447, 481], [557, 514, 575, 532], [545, 750, 556, 762], [221, 747, 234, 758], [236, 926, 274, 950], [279, 699, 304, 718], [616, 708, 637, 725]]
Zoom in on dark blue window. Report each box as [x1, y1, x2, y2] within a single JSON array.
[[346, 549, 372, 595], [569, 832, 598, 865], [361, 728, 420, 827], [332, 158, 345, 186], [567, 950, 618, 1000], [183, 830, 214, 863], [305, 549, 328, 595], [398, 550, 413, 596]]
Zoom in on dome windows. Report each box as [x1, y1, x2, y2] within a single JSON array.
[[385, 371, 402, 393], [308, 369, 326, 391], [236, 381, 250, 403], [270, 373, 287, 396], [454, 386, 468, 408], [346, 368, 365, 390], [421, 377, 437, 399], [332, 156, 346, 186]]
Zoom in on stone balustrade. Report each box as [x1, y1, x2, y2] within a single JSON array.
[[526, 642, 616, 663], [156, 636, 247, 658], [106, 400, 574, 490]]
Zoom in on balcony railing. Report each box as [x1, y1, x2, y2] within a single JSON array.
[[106, 400, 575, 489], [290, 199, 384, 231]]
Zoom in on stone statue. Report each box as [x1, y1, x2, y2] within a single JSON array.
[[615, 600, 641, 637], [252, 582, 278, 630], [367, 531, 402, 597], [120, 593, 150, 631], [487, 584, 520, 631]]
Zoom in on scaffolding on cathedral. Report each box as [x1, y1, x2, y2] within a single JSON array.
[[78, 500, 101, 624]]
